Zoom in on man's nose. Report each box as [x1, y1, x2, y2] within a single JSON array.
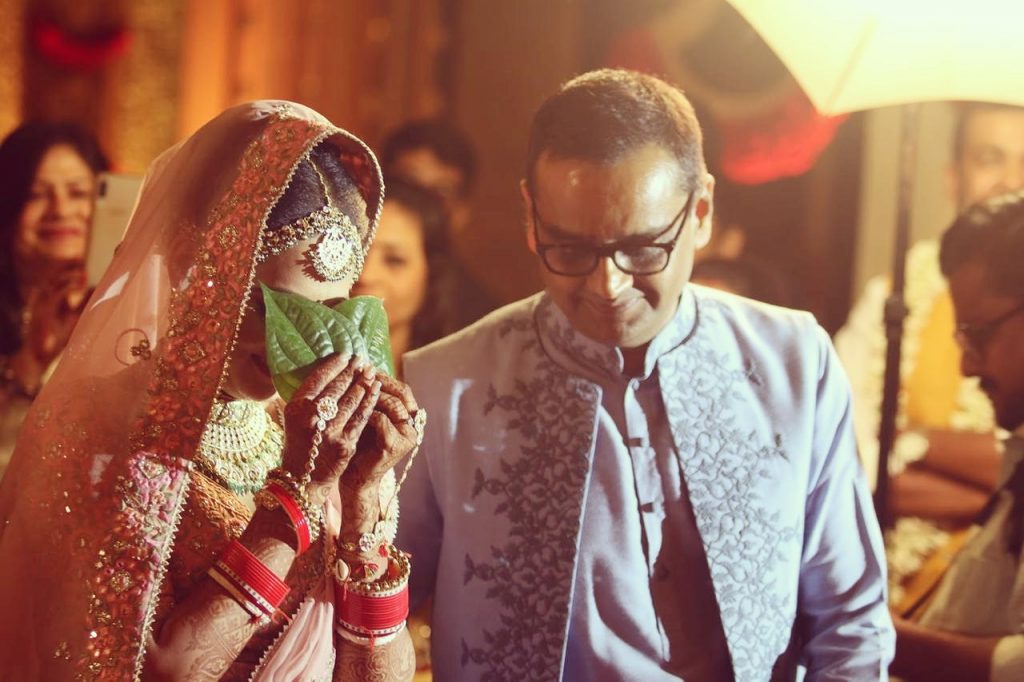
[[993, 159, 1024, 195], [585, 256, 632, 299]]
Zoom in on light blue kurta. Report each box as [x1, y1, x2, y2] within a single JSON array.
[[398, 285, 894, 682], [542, 290, 731, 680]]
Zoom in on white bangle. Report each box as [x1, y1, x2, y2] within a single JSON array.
[[335, 621, 405, 647]]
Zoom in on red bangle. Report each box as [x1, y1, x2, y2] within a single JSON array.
[[335, 581, 409, 637], [264, 481, 312, 554], [213, 539, 290, 620]]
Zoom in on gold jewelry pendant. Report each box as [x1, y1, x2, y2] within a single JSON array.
[[197, 400, 284, 494]]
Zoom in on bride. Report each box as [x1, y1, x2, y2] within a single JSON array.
[[0, 101, 418, 681]]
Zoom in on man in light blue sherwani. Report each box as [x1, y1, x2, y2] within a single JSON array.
[[396, 69, 893, 681]]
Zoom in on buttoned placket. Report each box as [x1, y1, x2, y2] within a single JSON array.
[[535, 292, 728, 677], [613, 370, 676, 657]]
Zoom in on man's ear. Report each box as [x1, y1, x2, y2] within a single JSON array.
[[694, 173, 715, 250], [520, 179, 538, 254]]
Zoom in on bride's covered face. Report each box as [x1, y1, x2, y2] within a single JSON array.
[[222, 236, 360, 402]]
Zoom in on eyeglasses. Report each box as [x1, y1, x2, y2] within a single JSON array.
[[531, 191, 694, 277], [954, 302, 1024, 357]]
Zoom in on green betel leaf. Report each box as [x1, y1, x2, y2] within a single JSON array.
[[332, 296, 395, 377], [261, 284, 392, 401]]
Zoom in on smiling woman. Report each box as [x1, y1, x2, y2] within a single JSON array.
[[0, 121, 109, 470]]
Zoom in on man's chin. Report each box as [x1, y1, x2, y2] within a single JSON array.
[[574, 316, 654, 349]]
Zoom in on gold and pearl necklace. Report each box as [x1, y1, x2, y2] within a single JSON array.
[[196, 400, 284, 494]]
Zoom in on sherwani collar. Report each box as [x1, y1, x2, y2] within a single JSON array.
[[535, 287, 699, 384]]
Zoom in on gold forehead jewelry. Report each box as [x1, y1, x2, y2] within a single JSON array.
[[257, 161, 364, 282]]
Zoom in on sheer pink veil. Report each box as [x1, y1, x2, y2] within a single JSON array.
[[0, 101, 383, 680]]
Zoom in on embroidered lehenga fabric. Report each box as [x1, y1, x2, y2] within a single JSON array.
[[0, 101, 384, 680]]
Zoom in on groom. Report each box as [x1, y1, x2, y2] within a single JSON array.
[[397, 68, 892, 681]]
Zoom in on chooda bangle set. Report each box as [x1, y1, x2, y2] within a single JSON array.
[[254, 480, 317, 553], [331, 408, 423, 645], [257, 469, 323, 548], [334, 543, 411, 647], [209, 399, 417, 640], [207, 540, 290, 627], [252, 393, 344, 550]]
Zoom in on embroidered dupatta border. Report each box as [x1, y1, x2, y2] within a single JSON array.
[[78, 116, 325, 681]]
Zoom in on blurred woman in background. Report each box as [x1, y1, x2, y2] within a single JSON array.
[[353, 176, 456, 377], [0, 121, 108, 470]]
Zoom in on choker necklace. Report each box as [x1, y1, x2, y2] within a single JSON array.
[[197, 400, 284, 494]]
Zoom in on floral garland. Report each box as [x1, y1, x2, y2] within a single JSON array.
[[872, 240, 996, 603], [861, 240, 995, 468], [30, 17, 131, 72]]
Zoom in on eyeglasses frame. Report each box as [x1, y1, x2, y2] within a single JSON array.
[[530, 190, 696, 277], [955, 301, 1024, 357]]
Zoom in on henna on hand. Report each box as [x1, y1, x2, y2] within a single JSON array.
[[280, 354, 382, 494], [334, 627, 416, 682], [143, 509, 299, 679], [340, 375, 420, 494]]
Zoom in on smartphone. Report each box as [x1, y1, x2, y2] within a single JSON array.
[[87, 172, 143, 286]]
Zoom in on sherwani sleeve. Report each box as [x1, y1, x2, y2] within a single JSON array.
[[395, 357, 444, 611], [833, 274, 887, 489], [799, 325, 896, 680]]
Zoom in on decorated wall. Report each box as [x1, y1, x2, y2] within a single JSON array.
[[1, 0, 183, 172], [0, 0, 887, 328], [0, 0, 450, 172]]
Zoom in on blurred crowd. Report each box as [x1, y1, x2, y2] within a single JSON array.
[[1, 89, 1023, 681]]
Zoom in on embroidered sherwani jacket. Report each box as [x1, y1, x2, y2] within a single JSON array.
[[398, 286, 894, 681]]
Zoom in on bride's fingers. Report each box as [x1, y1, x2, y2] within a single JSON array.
[[322, 381, 367, 435], [337, 376, 382, 440], [375, 393, 412, 429], [367, 411, 401, 460], [377, 374, 418, 414], [321, 363, 377, 429], [291, 353, 359, 405]]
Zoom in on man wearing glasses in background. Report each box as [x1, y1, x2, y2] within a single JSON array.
[[892, 191, 1024, 682], [396, 69, 893, 681]]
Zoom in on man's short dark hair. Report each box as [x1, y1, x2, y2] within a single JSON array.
[[380, 119, 478, 195], [940, 190, 1024, 298], [951, 102, 1024, 164], [525, 69, 705, 194]]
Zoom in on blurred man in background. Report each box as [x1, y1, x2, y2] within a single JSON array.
[[892, 190, 1024, 682], [836, 104, 1024, 606]]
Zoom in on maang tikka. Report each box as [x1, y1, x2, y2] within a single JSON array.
[[257, 160, 364, 282]]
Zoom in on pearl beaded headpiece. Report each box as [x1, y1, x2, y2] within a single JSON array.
[[257, 162, 364, 282]]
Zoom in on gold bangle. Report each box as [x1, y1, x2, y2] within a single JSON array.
[[339, 544, 411, 597]]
